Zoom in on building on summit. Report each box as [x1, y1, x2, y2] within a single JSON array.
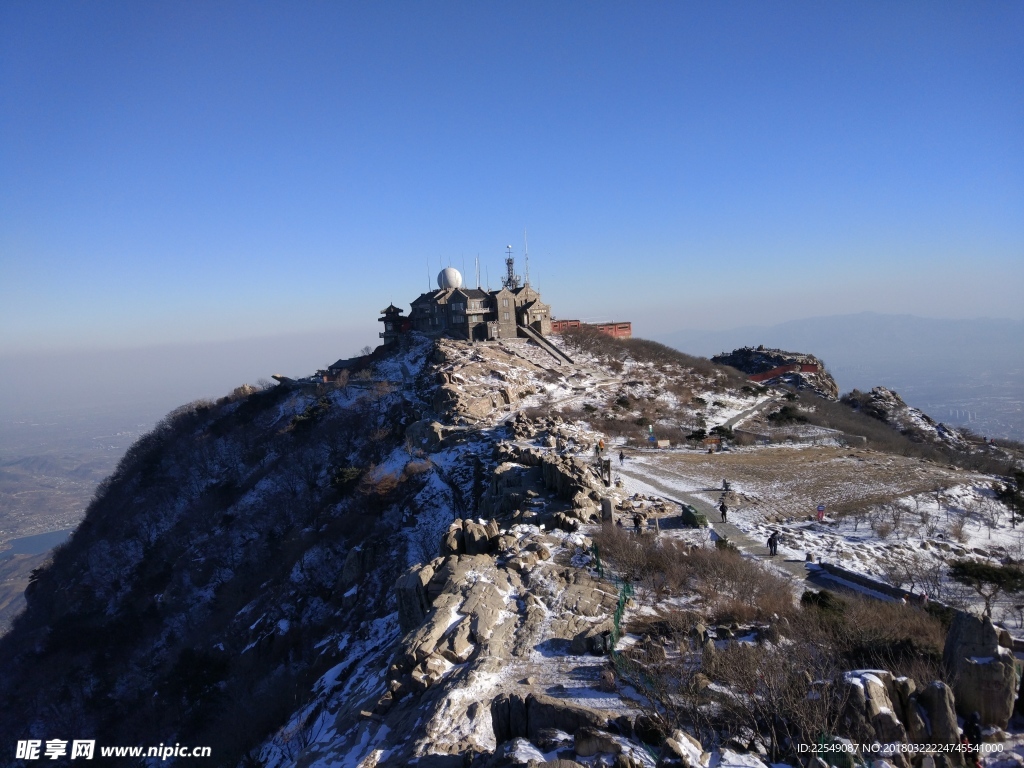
[[379, 254, 552, 343], [549, 319, 632, 339]]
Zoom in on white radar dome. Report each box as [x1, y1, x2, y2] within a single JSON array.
[[437, 267, 463, 289]]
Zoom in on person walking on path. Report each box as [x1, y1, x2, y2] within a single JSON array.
[[719, 502, 728, 523], [619, 450, 624, 465], [767, 531, 779, 556]]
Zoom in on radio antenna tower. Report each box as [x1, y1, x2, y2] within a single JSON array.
[[524, 229, 530, 286], [502, 244, 521, 290]]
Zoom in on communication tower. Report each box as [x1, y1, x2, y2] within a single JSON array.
[[502, 244, 522, 290]]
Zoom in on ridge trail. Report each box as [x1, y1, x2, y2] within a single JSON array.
[[614, 460, 812, 582]]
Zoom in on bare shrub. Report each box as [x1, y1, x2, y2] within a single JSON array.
[[630, 633, 847, 761], [874, 521, 893, 539], [796, 592, 946, 686], [592, 528, 796, 620], [881, 552, 946, 600], [949, 510, 969, 543], [356, 468, 400, 514], [866, 505, 894, 538], [401, 459, 432, 480]]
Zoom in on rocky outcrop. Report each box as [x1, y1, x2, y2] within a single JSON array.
[[341, 544, 372, 587], [711, 346, 839, 400], [494, 442, 600, 502], [841, 387, 968, 451], [917, 681, 960, 746], [427, 339, 545, 423], [406, 419, 446, 451], [433, 384, 511, 421], [841, 671, 958, 754], [491, 692, 609, 744], [943, 610, 1020, 727], [439, 518, 502, 556], [396, 562, 436, 632]]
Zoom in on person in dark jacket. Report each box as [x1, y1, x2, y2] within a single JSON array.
[[719, 502, 728, 523], [962, 711, 982, 768]]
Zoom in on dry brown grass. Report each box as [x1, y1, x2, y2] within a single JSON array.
[[794, 592, 946, 686], [639, 446, 968, 523], [592, 526, 796, 622]]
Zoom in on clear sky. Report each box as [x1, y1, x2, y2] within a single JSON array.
[[2, 1, 1022, 356]]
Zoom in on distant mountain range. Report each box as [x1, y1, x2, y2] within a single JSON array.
[[655, 313, 1024, 441]]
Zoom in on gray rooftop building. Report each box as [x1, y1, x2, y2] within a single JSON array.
[[379, 258, 552, 343]]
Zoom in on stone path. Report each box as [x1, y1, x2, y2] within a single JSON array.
[[615, 462, 811, 582], [721, 397, 777, 430]]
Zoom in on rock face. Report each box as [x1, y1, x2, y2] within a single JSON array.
[[438, 518, 502, 557], [841, 387, 968, 450], [916, 681, 960, 746], [488, 442, 602, 522], [396, 563, 436, 632], [841, 671, 958, 754], [491, 692, 609, 743], [427, 338, 547, 423], [711, 346, 839, 400], [943, 610, 1020, 727]]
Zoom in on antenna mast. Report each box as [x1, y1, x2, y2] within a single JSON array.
[[502, 244, 521, 290], [524, 228, 530, 286]]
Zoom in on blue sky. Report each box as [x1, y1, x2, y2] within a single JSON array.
[[2, 1, 1022, 356]]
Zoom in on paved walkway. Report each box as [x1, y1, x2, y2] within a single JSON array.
[[615, 463, 811, 582], [721, 396, 777, 430]]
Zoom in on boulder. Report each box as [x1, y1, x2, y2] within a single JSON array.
[[839, 677, 872, 743], [464, 520, 493, 555], [460, 580, 505, 642], [842, 671, 911, 745], [893, 677, 928, 743], [663, 729, 706, 768], [395, 563, 435, 632], [527, 693, 609, 742], [574, 727, 621, 757], [341, 545, 370, 586], [410, 652, 450, 690], [533, 729, 573, 752], [440, 616, 475, 664], [406, 419, 445, 451], [490, 693, 529, 744], [441, 523, 464, 556], [570, 622, 614, 656], [492, 691, 609, 744], [861, 672, 907, 744], [917, 681, 959, 745], [943, 610, 1019, 727], [551, 512, 580, 532]]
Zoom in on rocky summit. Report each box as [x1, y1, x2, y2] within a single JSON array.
[[0, 331, 1020, 768]]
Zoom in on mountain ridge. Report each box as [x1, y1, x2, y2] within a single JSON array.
[[1, 332, 1020, 767]]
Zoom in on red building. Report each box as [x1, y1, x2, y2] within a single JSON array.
[[550, 319, 632, 339]]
